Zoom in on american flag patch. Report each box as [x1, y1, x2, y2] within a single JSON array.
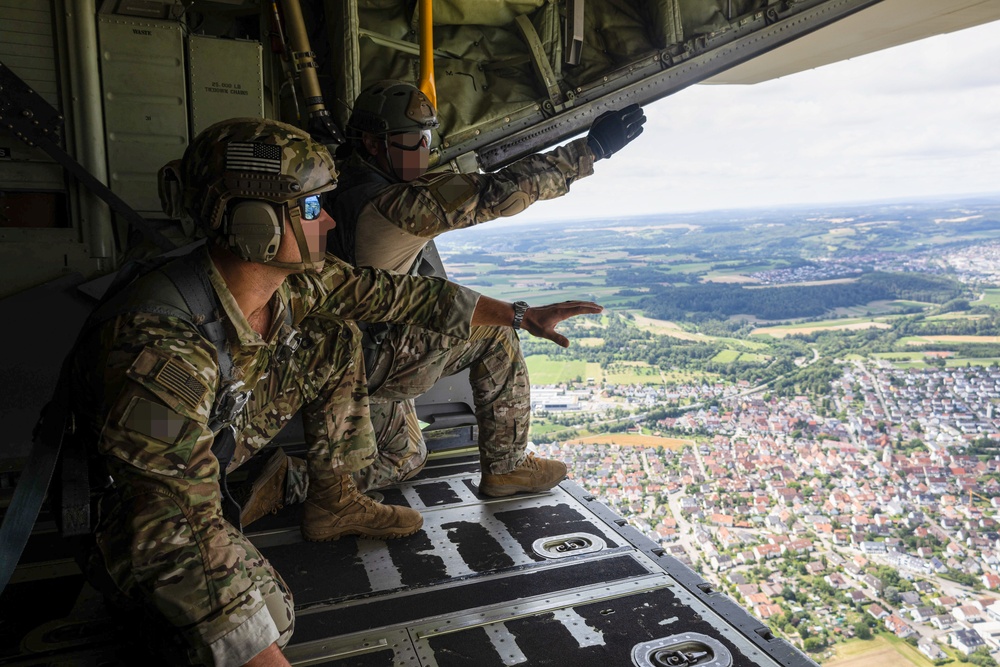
[[226, 142, 282, 173], [155, 358, 208, 410]]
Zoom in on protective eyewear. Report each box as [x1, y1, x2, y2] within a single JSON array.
[[299, 194, 322, 221], [388, 129, 432, 151]]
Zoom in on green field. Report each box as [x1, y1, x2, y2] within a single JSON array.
[[895, 357, 1000, 369], [980, 288, 1000, 307], [712, 350, 741, 363], [926, 311, 990, 320], [525, 356, 589, 385], [604, 361, 661, 384], [874, 351, 1000, 369], [872, 352, 927, 362], [761, 316, 895, 330], [709, 351, 769, 362], [530, 421, 570, 435]]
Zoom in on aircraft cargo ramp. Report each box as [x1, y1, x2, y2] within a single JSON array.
[[0, 447, 816, 667]]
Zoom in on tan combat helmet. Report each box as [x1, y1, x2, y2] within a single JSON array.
[[159, 117, 338, 271]]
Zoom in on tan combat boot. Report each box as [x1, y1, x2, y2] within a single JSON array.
[[301, 473, 423, 541], [238, 448, 291, 528], [479, 453, 567, 498]]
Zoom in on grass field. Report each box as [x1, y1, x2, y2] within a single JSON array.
[[901, 334, 1000, 346], [919, 335, 1000, 343], [630, 314, 707, 341], [752, 317, 893, 337], [629, 313, 771, 352], [604, 361, 662, 384], [525, 356, 589, 385], [712, 349, 741, 363], [530, 422, 570, 435], [893, 357, 1000, 369], [979, 288, 1000, 307], [927, 312, 991, 321], [872, 352, 929, 362], [875, 349, 1000, 369], [822, 634, 934, 667], [575, 337, 605, 347], [709, 349, 769, 363]]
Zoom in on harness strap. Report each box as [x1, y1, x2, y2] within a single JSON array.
[[158, 256, 245, 529], [0, 361, 72, 592]]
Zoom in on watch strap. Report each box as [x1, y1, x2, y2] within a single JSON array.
[[512, 301, 529, 330]]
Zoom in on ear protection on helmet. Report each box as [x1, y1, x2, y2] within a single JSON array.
[[225, 200, 283, 263]]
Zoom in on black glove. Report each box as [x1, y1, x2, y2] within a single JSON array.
[[587, 103, 646, 160]]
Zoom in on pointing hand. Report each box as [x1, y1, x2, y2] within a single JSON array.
[[520, 301, 603, 348]]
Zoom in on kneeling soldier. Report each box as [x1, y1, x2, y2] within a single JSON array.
[[70, 118, 601, 666]]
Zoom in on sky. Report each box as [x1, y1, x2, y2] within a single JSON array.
[[503, 17, 1000, 224]]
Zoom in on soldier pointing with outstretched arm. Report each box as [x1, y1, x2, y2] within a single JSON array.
[[68, 118, 600, 666], [314, 80, 645, 500]]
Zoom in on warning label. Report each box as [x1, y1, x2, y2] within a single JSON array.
[[205, 81, 249, 96]]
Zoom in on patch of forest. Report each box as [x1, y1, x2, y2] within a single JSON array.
[[637, 272, 966, 322]]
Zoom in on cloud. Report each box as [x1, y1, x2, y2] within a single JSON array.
[[506, 18, 1000, 222]]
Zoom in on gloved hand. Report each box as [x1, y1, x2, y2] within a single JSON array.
[[586, 103, 646, 160]]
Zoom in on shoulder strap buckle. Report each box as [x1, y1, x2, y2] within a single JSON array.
[[273, 327, 301, 364], [210, 381, 252, 432]]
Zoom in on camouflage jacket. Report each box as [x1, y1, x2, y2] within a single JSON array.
[[339, 136, 595, 273], [69, 245, 478, 639]]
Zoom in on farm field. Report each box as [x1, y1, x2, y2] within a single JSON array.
[[823, 635, 932, 667], [917, 335, 1000, 343], [925, 311, 990, 321], [604, 361, 662, 385], [979, 288, 1000, 307], [901, 334, 1000, 345], [894, 357, 1000, 369], [630, 314, 707, 341], [525, 356, 590, 385], [752, 317, 893, 337]]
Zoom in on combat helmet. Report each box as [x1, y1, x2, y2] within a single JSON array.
[[159, 117, 338, 270], [347, 80, 439, 139]]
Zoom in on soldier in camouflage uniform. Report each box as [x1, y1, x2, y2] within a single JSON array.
[[322, 80, 645, 495], [70, 117, 600, 667]]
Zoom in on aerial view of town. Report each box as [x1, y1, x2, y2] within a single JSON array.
[[436, 195, 1000, 666]]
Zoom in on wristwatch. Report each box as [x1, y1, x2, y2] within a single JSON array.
[[512, 301, 529, 330]]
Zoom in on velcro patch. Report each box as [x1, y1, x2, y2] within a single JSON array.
[[155, 358, 209, 410], [120, 396, 189, 445], [425, 174, 479, 214], [128, 347, 209, 414]]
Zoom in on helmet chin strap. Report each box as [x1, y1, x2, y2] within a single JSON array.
[[380, 137, 405, 182], [262, 205, 325, 272]]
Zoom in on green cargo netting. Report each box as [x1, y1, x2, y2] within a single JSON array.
[[324, 0, 776, 164]]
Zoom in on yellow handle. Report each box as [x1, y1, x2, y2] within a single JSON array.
[[418, 0, 437, 109]]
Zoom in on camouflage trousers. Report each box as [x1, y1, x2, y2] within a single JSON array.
[[85, 316, 376, 665], [352, 323, 529, 493]]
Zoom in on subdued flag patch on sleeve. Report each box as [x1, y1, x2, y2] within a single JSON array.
[[119, 396, 190, 445], [155, 357, 208, 410]]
